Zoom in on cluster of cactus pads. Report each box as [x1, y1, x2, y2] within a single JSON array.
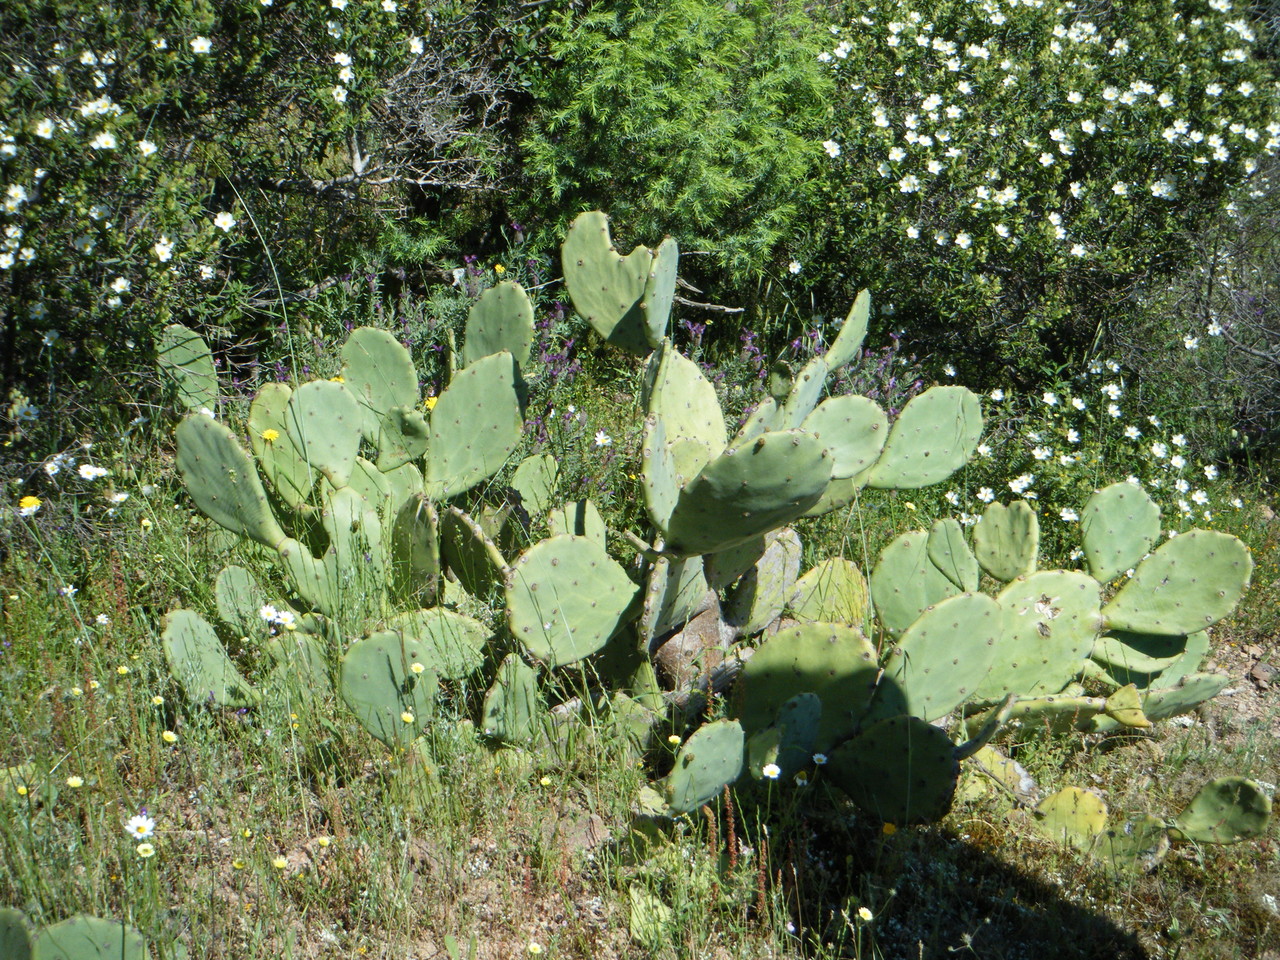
[[0, 909, 155, 960], [159, 211, 1263, 840]]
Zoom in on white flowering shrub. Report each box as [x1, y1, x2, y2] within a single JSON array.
[[0, 1, 514, 443], [808, 0, 1279, 374]]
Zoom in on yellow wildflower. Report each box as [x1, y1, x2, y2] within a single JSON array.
[[161, 730, 178, 744], [424, 395, 438, 411], [494, 263, 506, 274], [260, 428, 280, 443]]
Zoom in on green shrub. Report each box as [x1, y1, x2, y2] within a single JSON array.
[[804, 0, 1280, 377], [515, 0, 835, 285]]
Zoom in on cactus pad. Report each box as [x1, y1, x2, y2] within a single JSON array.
[[788, 558, 869, 624], [424, 351, 522, 501], [340, 327, 420, 442], [823, 289, 871, 370], [800, 395, 887, 480], [284, 380, 363, 489], [723, 527, 802, 636], [1080, 482, 1161, 583], [389, 608, 489, 681], [463, 281, 535, 368], [926, 517, 980, 592], [162, 610, 257, 708], [735, 622, 880, 753], [340, 631, 439, 748], [248, 383, 315, 509], [827, 715, 960, 824], [157, 323, 218, 414], [869, 530, 960, 637], [506, 535, 640, 666], [866, 386, 982, 489], [561, 211, 656, 354], [973, 571, 1103, 701], [176, 415, 288, 549], [481, 654, 541, 743], [511, 453, 558, 517], [666, 719, 744, 813], [879, 592, 1003, 722], [32, 915, 150, 960], [1035, 787, 1108, 850], [664, 431, 832, 556], [1171, 777, 1272, 844], [1102, 530, 1252, 636], [972, 501, 1039, 582]]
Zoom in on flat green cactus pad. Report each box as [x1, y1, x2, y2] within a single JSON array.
[[824, 289, 871, 370], [340, 327, 420, 442], [32, 915, 150, 960], [481, 654, 541, 743], [869, 530, 960, 638], [788, 557, 869, 624], [561, 211, 656, 354], [973, 570, 1103, 702], [157, 323, 218, 414], [176, 415, 288, 549], [1171, 777, 1272, 844], [162, 609, 257, 708], [664, 430, 832, 556], [827, 715, 960, 825], [972, 500, 1039, 582], [1035, 787, 1108, 850], [340, 632, 439, 748], [723, 527, 802, 636], [506, 535, 640, 666], [248, 383, 314, 509], [735, 622, 880, 753], [646, 342, 727, 471], [865, 386, 982, 489], [284, 380, 362, 489], [1102, 530, 1252, 636], [666, 719, 744, 814], [879, 592, 1003, 722], [0, 908, 32, 960], [1081, 481, 1161, 583], [463, 281, 535, 368], [800, 395, 887, 480], [424, 351, 523, 501]]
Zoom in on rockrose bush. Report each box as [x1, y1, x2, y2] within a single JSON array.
[[0, 1, 514, 450], [805, 0, 1280, 375]]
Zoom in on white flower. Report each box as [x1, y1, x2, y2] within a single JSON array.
[[594, 430, 612, 447], [1009, 474, 1035, 495], [213, 211, 236, 232], [332, 86, 348, 104], [1204, 464, 1218, 480], [1191, 489, 1209, 505], [199, 264, 216, 281], [153, 236, 174, 262], [90, 131, 117, 150], [78, 464, 108, 480], [1170, 454, 1187, 470], [1107, 403, 1121, 418], [822, 140, 841, 158], [190, 37, 212, 54], [788, 260, 801, 275], [1124, 424, 1141, 439], [110, 276, 130, 293], [1042, 392, 1057, 406], [334, 52, 352, 66], [96, 613, 110, 626], [977, 487, 995, 503], [762, 763, 781, 780], [381, 0, 397, 11], [125, 814, 156, 839], [1112, 182, 1128, 196], [1101, 383, 1122, 400], [1151, 442, 1168, 459], [1184, 336, 1199, 350], [137, 140, 158, 157], [976, 443, 991, 457], [34, 118, 54, 139], [906, 225, 920, 239], [1060, 507, 1079, 522], [1207, 321, 1223, 336], [1067, 429, 1080, 443], [1032, 446, 1052, 461], [259, 604, 279, 622], [943, 364, 956, 378], [955, 232, 971, 249], [408, 36, 424, 55]]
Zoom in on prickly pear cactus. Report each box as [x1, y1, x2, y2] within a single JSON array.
[[31, 914, 150, 960]]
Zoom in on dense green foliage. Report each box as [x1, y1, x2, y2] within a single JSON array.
[[516, 0, 834, 283]]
